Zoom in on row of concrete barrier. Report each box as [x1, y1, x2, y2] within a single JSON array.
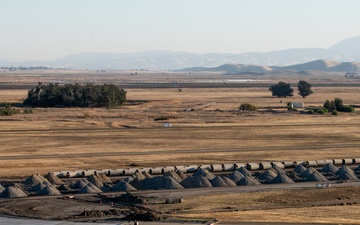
[[54, 158, 360, 178]]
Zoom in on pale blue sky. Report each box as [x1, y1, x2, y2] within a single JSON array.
[[1, 0, 359, 61]]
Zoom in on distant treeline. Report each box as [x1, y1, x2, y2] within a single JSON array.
[[1, 66, 51, 71], [23, 82, 127, 108]]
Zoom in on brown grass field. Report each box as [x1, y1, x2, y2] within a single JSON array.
[[1, 70, 360, 223]]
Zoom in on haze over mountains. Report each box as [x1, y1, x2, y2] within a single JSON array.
[[1, 36, 360, 71]]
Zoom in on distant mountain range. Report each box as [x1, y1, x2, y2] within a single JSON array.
[[1, 36, 360, 70], [180, 59, 360, 74]]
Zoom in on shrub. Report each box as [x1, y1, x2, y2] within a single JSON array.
[[23, 108, 33, 114], [239, 103, 257, 111], [340, 105, 355, 112], [0, 104, 20, 116], [311, 107, 327, 114], [332, 110, 339, 116]]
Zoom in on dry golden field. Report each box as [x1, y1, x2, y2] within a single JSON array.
[[0, 71, 360, 178]]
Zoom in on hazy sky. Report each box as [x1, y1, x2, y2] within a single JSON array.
[[1, 0, 360, 61]]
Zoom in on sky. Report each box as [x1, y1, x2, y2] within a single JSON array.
[[1, 0, 360, 61]]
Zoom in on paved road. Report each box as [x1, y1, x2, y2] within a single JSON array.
[[1, 143, 360, 161]]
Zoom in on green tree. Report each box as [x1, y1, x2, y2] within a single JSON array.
[[269, 82, 294, 98], [297, 80, 313, 98]]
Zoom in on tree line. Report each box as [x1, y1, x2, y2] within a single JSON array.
[[23, 82, 127, 108], [269, 80, 313, 98]]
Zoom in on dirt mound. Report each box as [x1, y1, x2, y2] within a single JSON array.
[[124, 176, 135, 183], [71, 179, 90, 189], [115, 192, 146, 204], [0, 184, 5, 193], [45, 172, 65, 185], [80, 209, 123, 217], [237, 175, 261, 186], [192, 168, 215, 180], [300, 167, 316, 177], [210, 176, 229, 187], [87, 175, 104, 188], [134, 171, 146, 180], [0, 186, 28, 198], [142, 171, 153, 179], [269, 173, 295, 184], [228, 170, 245, 183], [272, 164, 286, 174], [319, 164, 338, 173], [97, 173, 112, 183], [293, 164, 307, 174], [180, 176, 213, 188], [58, 184, 71, 191], [220, 176, 237, 187], [305, 171, 328, 182], [23, 174, 46, 186], [258, 169, 277, 183], [37, 185, 61, 196], [238, 167, 252, 176], [163, 171, 183, 183], [112, 180, 137, 192], [176, 170, 188, 180], [354, 165, 360, 172], [124, 211, 162, 221], [129, 177, 144, 190]]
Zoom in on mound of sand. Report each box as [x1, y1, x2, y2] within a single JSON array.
[[210, 176, 229, 187], [163, 171, 183, 183], [97, 173, 112, 183], [137, 176, 184, 190], [293, 164, 307, 174], [305, 171, 328, 182], [30, 181, 52, 192], [0, 186, 28, 198], [319, 164, 338, 173], [87, 175, 104, 188], [220, 176, 237, 187], [37, 185, 61, 196], [180, 176, 213, 188], [192, 168, 215, 180], [269, 173, 295, 184], [272, 164, 286, 174], [258, 169, 277, 183], [71, 179, 90, 189], [176, 170, 188, 180], [23, 174, 47, 186], [45, 172, 65, 185], [237, 175, 261, 186], [228, 170, 245, 183], [112, 180, 137, 192], [300, 167, 316, 177], [238, 167, 252, 176]]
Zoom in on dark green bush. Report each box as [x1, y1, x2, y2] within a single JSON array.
[[239, 103, 257, 111], [332, 110, 339, 116]]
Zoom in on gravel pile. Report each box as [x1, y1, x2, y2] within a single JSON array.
[[112, 180, 137, 192], [0, 186, 28, 198], [293, 164, 307, 174], [97, 173, 112, 183], [335, 166, 355, 176], [238, 167, 252, 176], [272, 164, 286, 174], [129, 177, 144, 190], [30, 181, 51, 192], [37, 184, 61, 196], [0, 184, 4, 193], [142, 171, 153, 179], [23, 174, 47, 186], [228, 170, 245, 183], [78, 184, 102, 194], [304, 171, 328, 182], [210, 176, 229, 187], [236, 175, 261, 186], [136, 176, 184, 190], [319, 164, 338, 173], [71, 179, 90, 189], [163, 171, 183, 183], [192, 168, 216, 180], [134, 171, 146, 180], [87, 175, 104, 188], [354, 165, 360, 173], [337, 171, 358, 180], [45, 172, 65, 185], [176, 170, 188, 180], [180, 176, 213, 188], [220, 176, 237, 187], [258, 169, 277, 183], [269, 173, 295, 184], [300, 167, 316, 177]]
